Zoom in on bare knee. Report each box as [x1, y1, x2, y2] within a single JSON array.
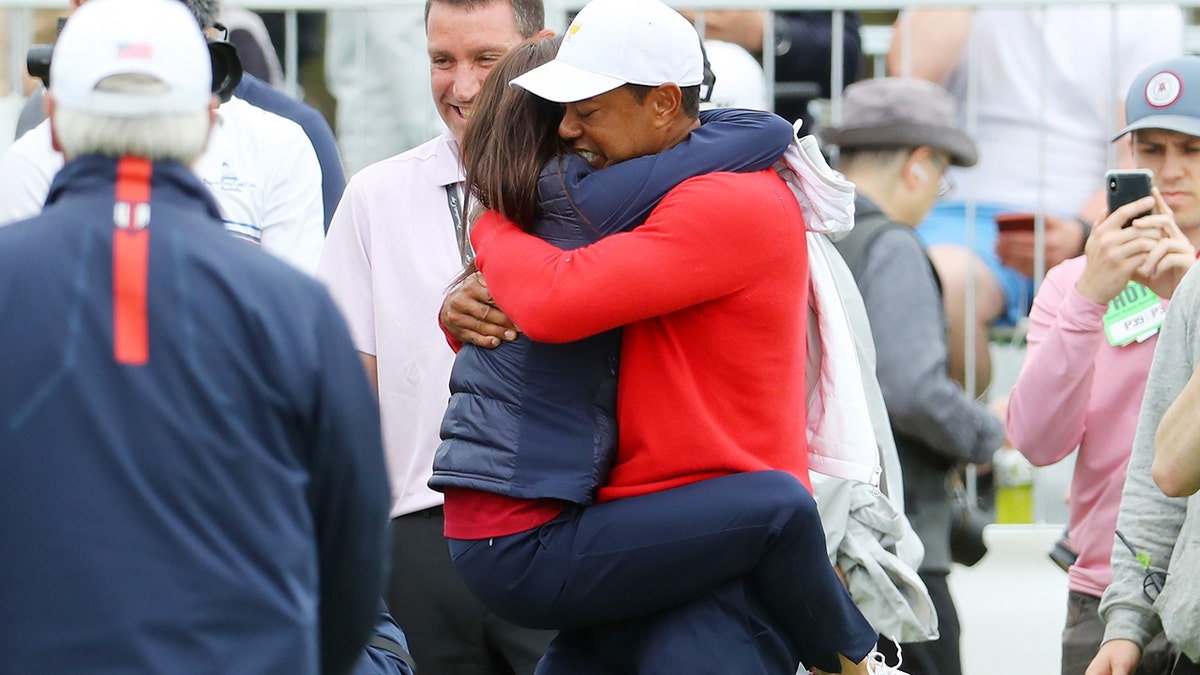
[[926, 244, 1006, 323]]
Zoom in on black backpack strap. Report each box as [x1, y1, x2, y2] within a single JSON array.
[[367, 635, 418, 673]]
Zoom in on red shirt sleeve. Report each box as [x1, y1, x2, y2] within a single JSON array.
[[472, 171, 796, 343]]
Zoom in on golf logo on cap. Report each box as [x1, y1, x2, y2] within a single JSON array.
[[1146, 71, 1183, 109], [566, 22, 582, 41]]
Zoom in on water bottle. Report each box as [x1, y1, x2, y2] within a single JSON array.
[[994, 447, 1035, 524]]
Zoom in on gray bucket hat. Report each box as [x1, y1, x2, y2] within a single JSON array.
[[820, 77, 978, 167], [1113, 55, 1200, 141]]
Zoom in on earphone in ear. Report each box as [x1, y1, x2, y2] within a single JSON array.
[[912, 164, 930, 183]]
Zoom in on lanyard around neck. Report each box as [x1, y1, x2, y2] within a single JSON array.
[[445, 183, 474, 267]]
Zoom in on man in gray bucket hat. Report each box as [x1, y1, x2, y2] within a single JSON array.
[[828, 77, 1004, 675], [821, 77, 977, 168]]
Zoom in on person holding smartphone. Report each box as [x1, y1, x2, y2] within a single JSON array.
[[1005, 55, 1200, 675], [889, 6, 1183, 397], [1088, 61, 1200, 675]]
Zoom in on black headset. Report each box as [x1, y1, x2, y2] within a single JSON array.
[[698, 38, 717, 104], [206, 23, 244, 102]]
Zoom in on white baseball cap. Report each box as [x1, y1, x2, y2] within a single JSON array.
[[511, 0, 704, 103], [50, 0, 212, 117]]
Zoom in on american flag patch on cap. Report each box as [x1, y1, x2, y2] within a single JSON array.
[[116, 42, 153, 59]]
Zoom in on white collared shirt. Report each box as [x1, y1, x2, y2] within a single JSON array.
[[316, 129, 465, 518], [0, 96, 324, 275]]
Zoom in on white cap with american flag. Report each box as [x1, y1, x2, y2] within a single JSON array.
[[50, 0, 212, 117]]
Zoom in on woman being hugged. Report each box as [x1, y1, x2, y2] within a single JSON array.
[[432, 34, 883, 675]]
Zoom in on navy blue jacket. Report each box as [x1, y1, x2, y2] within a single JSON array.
[[0, 157, 390, 674], [352, 600, 417, 675], [430, 109, 794, 505], [235, 73, 347, 231]]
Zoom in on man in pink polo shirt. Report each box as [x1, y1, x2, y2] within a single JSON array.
[[1006, 55, 1200, 675], [315, 1, 554, 672]]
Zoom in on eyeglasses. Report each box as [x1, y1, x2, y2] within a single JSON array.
[[931, 154, 955, 198], [1115, 530, 1167, 603]]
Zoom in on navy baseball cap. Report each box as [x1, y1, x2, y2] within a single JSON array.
[[1114, 55, 1200, 141]]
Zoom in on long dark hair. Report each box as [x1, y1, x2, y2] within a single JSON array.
[[461, 35, 566, 233]]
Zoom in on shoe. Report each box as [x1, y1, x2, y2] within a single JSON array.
[[864, 639, 911, 675], [806, 642, 911, 675]]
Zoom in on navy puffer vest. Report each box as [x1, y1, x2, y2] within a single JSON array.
[[430, 159, 620, 505]]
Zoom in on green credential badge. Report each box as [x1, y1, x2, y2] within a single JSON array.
[[1103, 282, 1166, 347]]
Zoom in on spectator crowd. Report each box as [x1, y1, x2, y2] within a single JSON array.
[[2, 1, 1199, 674]]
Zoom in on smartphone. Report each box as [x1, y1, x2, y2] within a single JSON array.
[[995, 213, 1036, 233], [1106, 169, 1154, 228]]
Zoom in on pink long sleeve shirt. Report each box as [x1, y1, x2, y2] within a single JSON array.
[[1006, 256, 1165, 598]]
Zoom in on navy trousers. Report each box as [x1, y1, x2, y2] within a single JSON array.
[[390, 508, 551, 675], [534, 579, 796, 674], [448, 471, 877, 673]]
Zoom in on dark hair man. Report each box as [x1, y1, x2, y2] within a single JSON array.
[[439, 1, 889, 672]]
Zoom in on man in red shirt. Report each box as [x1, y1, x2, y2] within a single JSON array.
[[439, 0, 886, 672]]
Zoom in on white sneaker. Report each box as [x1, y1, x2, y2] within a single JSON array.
[[865, 639, 911, 675]]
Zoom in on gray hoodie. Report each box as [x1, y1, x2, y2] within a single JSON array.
[[1100, 263, 1200, 661]]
